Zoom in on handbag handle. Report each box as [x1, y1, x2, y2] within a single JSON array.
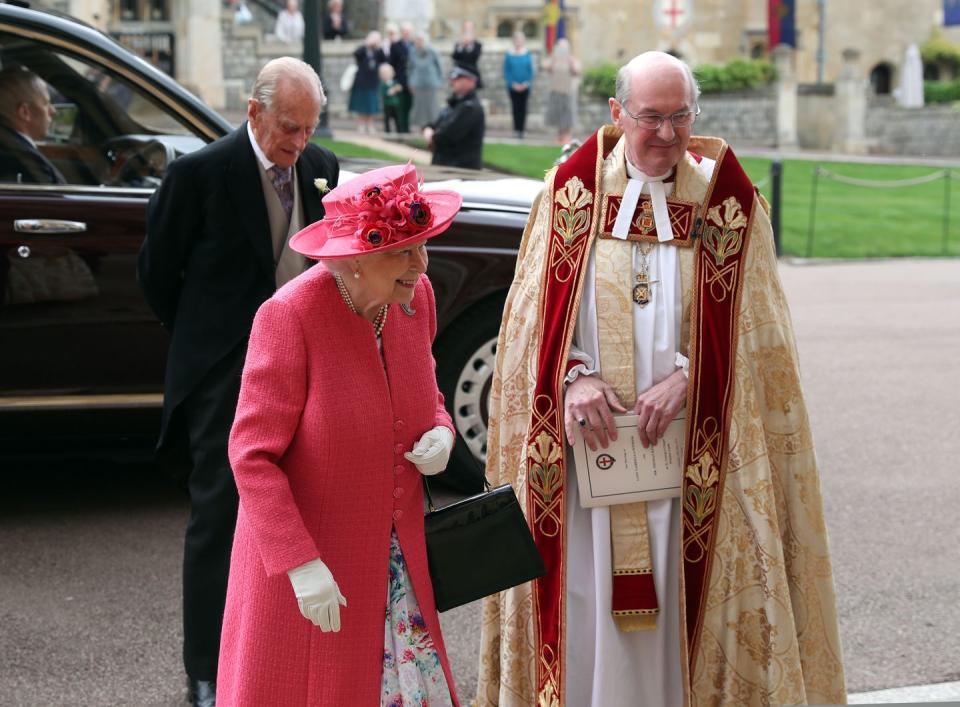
[[422, 474, 492, 513]]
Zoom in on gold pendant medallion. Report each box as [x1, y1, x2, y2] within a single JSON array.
[[633, 281, 652, 307]]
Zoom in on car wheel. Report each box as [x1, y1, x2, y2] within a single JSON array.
[[434, 295, 505, 493]]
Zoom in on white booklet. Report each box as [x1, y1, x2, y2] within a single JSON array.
[[572, 412, 687, 508]]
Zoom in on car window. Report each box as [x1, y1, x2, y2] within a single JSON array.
[[0, 30, 205, 188]]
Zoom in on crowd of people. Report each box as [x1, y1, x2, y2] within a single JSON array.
[[259, 1, 584, 153], [128, 7, 847, 707]]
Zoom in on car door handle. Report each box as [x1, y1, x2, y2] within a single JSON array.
[[14, 219, 88, 234]]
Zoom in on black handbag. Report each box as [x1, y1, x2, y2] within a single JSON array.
[[423, 479, 547, 612]]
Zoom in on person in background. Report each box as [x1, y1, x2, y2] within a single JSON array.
[[400, 21, 416, 52], [217, 163, 463, 706], [378, 63, 403, 134], [407, 32, 444, 129], [502, 31, 534, 139], [477, 51, 846, 707], [383, 23, 411, 133], [452, 20, 482, 88], [349, 31, 387, 134], [0, 65, 64, 184], [423, 63, 484, 170], [322, 0, 350, 40], [543, 37, 581, 145], [274, 0, 305, 43], [137, 57, 339, 707]]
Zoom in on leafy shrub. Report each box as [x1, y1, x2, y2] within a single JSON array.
[[924, 79, 960, 104], [921, 32, 960, 72], [694, 59, 776, 93], [582, 62, 619, 100], [582, 58, 775, 99]]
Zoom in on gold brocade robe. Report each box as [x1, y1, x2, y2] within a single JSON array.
[[476, 130, 846, 707]]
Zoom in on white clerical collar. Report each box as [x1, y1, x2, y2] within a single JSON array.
[[247, 121, 276, 172], [611, 160, 675, 242]]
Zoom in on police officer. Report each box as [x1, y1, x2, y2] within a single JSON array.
[[422, 63, 485, 170]]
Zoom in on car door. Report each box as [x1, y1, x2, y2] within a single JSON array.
[[0, 22, 223, 421]]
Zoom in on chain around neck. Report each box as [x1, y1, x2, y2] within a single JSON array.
[[333, 273, 389, 337]]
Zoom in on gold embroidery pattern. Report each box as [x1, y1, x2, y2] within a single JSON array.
[[685, 450, 720, 528], [703, 196, 747, 266], [554, 176, 592, 244], [550, 177, 593, 283], [538, 647, 561, 707], [755, 344, 802, 415], [528, 430, 562, 504], [600, 193, 698, 244], [526, 395, 564, 538]]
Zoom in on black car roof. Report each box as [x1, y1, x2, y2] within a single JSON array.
[[0, 3, 232, 139]]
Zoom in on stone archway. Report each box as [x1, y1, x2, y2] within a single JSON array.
[[869, 61, 894, 95]]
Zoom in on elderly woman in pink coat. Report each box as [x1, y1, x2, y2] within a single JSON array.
[[217, 164, 463, 706]]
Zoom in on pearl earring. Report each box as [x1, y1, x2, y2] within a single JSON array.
[[353, 270, 360, 279]]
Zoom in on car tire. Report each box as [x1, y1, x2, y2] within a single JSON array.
[[433, 294, 506, 494]]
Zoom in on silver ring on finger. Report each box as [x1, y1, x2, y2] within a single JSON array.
[[578, 418, 587, 427]]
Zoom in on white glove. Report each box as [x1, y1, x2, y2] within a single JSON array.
[[403, 425, 454, 476], [287, 558, 347, 632]]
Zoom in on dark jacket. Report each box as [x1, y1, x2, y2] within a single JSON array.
[[353, 46, 387, 90], [137, 124, 339, 452], [322, 12, 350, 40], [0, 123, 66, 184], [386, 39, 409, 88], [452, 40, 483, 87], [429, 90, 485, 170]]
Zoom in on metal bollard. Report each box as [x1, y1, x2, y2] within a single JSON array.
[[770, 159, 783, 257]]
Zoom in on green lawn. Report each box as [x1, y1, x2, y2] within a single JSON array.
[[481, 143, 960, 258], [311, 137, 397, 161], [483, 143, 567, 182]]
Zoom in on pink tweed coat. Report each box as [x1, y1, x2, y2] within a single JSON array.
[[217, 266, 458, 706]]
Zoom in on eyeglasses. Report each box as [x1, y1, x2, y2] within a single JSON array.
[[619, 104, 700, 130]]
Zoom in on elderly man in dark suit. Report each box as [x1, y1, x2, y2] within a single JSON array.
[[0, 65, 65, 184], [137, 57, 339, 707]]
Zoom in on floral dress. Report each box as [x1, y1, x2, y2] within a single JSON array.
[[381, 528, 454, 707]]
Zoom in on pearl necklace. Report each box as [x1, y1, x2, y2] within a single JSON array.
[[333, 273, 389, 337]]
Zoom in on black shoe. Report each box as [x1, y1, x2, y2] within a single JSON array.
[[187, 678, 216, 707]]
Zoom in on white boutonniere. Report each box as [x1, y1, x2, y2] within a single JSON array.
[[314, 178, 330, 195]]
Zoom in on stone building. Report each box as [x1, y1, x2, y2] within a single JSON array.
[[427, 0, 960, 91], [44, 0, 224, 108], [40, 0, 960, 113]]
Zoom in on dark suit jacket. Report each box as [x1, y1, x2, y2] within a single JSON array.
[[137, 124, 339, 453], [0, 123, 67, 184], [386, 40, 409, 88], [430, 90, 485, 169]]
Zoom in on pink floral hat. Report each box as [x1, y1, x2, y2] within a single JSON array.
[[290, 163, 462, 260]]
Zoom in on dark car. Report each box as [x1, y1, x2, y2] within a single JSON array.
[[0, 5, 541, 488]]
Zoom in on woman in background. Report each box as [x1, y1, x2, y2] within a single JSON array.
[[543, 38, 581, 145], [502, 31, 534, 138], [349, 31, 387, 133], [408, 32, 445, 129]]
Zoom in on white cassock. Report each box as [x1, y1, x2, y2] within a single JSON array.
[[564, 156, 716, 707]]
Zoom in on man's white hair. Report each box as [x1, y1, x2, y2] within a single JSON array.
[[251, 56, 326, 110], [614, 51, 700, 108]]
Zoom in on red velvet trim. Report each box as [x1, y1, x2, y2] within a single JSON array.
[[527, 128, 614, 702], [688, 150, 703, 164], [611, 573, 658, 613], [681, 144, 756, 672]]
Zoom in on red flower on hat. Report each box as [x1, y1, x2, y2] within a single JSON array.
[[408, 200, 433, 228], [347, 179, 437, 251], [354, 220, 395, 250]]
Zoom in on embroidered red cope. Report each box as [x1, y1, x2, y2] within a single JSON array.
[[524, 127, 757, 702]]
